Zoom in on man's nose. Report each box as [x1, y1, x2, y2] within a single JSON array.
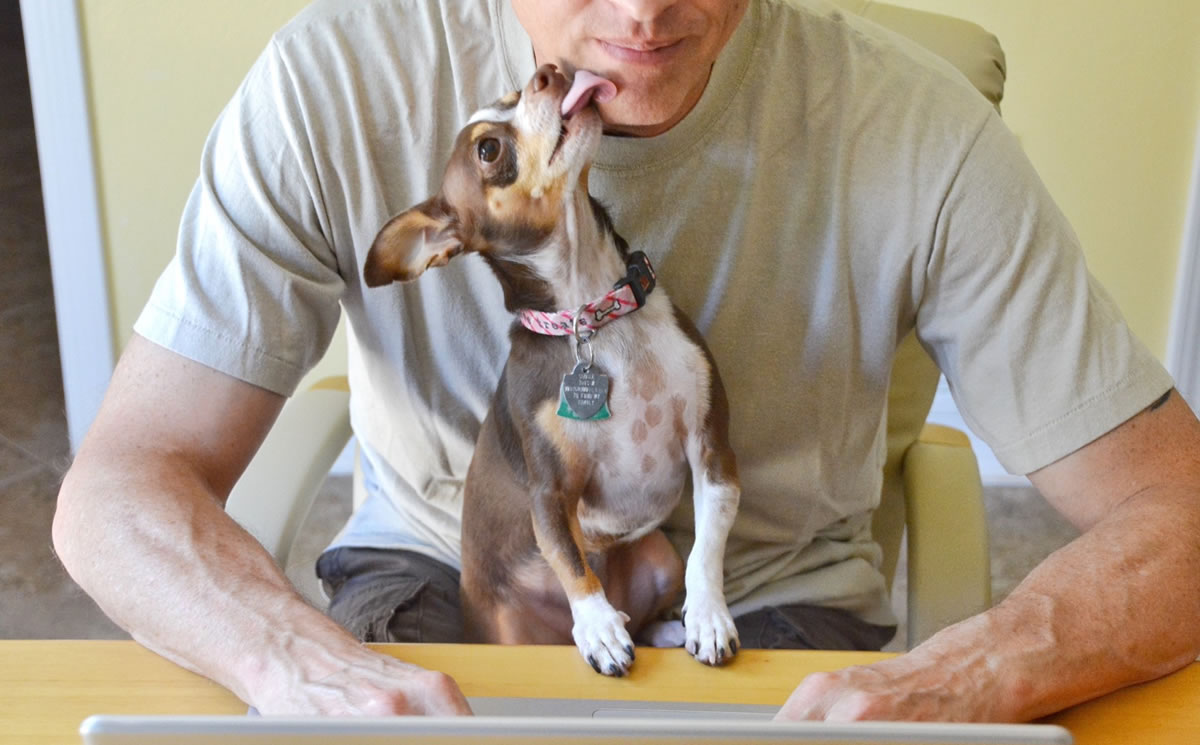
[[607, 0, 676, 23]]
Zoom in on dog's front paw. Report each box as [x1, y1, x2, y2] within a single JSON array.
[[571, 595, 635, 677], [682, 594, 739, 666]]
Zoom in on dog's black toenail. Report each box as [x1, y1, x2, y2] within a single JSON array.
[[625, 644, 635, 660], [730, 640, 739, 655], [588, 655, 601, 673], [717, 648, 725, 662]]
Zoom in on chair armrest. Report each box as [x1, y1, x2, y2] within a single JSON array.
[[902, 423, 992, 647], [225, 376, 352, 566]]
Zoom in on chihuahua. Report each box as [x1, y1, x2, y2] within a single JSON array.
[[363, 65, 740, 676]]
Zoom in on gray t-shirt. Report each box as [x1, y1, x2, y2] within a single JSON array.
[[135, 0, 1172, 626]]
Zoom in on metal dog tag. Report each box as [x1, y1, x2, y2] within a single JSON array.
[[558, 362, 611, 421]]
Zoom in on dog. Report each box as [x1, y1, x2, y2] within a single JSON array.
[[363, 65, 741, 677]]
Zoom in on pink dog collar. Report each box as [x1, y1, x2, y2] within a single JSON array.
[[519, 252, 657, 336]]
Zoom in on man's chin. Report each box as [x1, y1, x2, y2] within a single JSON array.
[[596, 98, 692, 137]]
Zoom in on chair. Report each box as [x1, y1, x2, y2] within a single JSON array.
[[225, 2, 1006, 650]]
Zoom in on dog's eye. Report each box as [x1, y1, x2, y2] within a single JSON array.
[[477, 138, 502, 164]]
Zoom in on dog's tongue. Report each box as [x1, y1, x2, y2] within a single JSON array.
[[561, 70, 617, 118]]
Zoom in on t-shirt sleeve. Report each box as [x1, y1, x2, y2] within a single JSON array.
[[134, 38, 344, 396], [915, 112, 1174, 475]]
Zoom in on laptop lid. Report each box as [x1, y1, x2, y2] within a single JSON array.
[[80, 709, 1073, 745]]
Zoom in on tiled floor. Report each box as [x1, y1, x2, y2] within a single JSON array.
[[0, 4, 1078, 645]]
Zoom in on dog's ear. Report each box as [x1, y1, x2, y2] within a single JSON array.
[[363, 197, 464, 287]]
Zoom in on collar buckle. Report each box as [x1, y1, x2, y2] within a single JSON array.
[[613, 251, 657, 309]]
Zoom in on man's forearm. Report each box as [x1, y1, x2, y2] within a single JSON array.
[[778, 485, 1200, 722], [931, 485, 1200, 720], [900, 486, 1200, 720], [55, 336, 471, 716], [53, 452, 368, 705]]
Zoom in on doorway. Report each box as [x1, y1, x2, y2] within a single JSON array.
[[0, 0, 124, 638]]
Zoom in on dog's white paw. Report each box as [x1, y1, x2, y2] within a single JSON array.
[[682, 594, 739, 666], [571, 595, 635, 676], [638, 619, 687, 648]]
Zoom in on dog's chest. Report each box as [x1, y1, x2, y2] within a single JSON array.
[[563, 318, 710, 542]]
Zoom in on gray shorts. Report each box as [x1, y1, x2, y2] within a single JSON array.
[[315, 546, 896, 650]]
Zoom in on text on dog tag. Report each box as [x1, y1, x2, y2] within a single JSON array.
[[558, 362, 611, 421]]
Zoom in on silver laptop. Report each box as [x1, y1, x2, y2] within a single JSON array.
[[80, 696, 1073, 744]]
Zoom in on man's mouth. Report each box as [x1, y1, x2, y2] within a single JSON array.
[[598, 38, 684, 64]]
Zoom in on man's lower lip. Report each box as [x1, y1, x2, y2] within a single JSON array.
[[597, 39, 683, 64]]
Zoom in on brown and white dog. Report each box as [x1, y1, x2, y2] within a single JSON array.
[[363, 65, 740, 676]]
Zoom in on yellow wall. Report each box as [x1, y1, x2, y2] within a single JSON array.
[[893, 0, 1200, 358], [79, 0, 346, 389], [81, 0, 1198, 373]]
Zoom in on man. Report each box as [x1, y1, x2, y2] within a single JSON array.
[[53, 0, 1200, 722]]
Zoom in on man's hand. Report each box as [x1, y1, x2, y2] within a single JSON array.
[[776, 663, 951, 722], [250, 647, 473, 716], [776, 389, 1200, 723], [773, 621, 1008, 721]]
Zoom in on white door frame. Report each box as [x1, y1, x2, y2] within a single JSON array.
[[20, 0, 114, 453], [1167, 122, 1200, 412]]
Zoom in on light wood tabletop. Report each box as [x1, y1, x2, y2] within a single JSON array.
[[2, 640, 1198, 744]]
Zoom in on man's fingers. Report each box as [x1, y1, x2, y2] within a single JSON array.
[[774, 664, 951, 723], [415, 670, 474, 715], [363, 670, 474, 716], [297, 656, 475, 717], [774, 671, 838, 721]]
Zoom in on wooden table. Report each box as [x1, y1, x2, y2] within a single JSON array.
[[2, 641, 1198, 744]]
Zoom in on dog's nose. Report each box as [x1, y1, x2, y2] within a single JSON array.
[[529, 64, 566, 97], [533, 65, 555, 92], [530, 63, 556, 92]]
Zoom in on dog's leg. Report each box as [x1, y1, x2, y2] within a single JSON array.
[[682, 463, 740, 664], [527, 402, 636, 675], [681, 426, 741, 665], [530, 490, 636, 676]]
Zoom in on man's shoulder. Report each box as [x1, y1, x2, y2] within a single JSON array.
[[241, 0, 503, 125], [269, 0, 495, 56], [758, 0, 996, 112]]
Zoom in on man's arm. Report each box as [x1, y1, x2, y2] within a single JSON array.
[[53, 334, 472, 716], [776, 389, 1200, 722]]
